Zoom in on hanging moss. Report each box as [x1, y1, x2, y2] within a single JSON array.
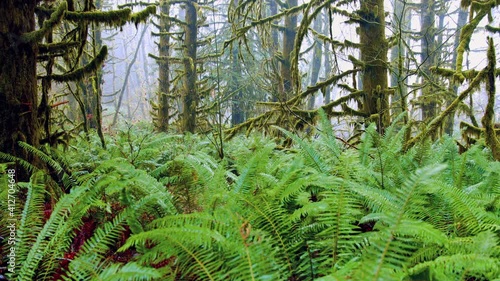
[[455, 8, 487, 79], [481, 37, 500, 160], [131, 5, 157, 26], [22, 1, 67, 43], [405, 66, 486, 150], [65, 9, 131, 26], [44, 46, 107, 82]]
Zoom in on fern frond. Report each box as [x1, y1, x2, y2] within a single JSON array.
[[275, 126, 329, 173], [63, 212, 127, 280], [92, 262, 162, 281]]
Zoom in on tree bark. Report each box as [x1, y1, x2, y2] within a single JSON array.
[[280, 0, 297, 101], [0, 0, 41, 169], [231, 32, 244, 125], [444, 8, 468, 135], [323, 10, 331, 104], [182, 0, 198, 133], [307, 16, 322, 110], [420, 0, 437, 122], [390, 0, 410, 117], [359, 0, 389, 133], [157, 0, 170, 132]]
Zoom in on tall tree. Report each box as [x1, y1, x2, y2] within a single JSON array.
[[0, 0, 42, 166], [307, 16, 323, 109], [444, 7, 468, 134], [156, 0, 171, 132], [420, 0, 438, 123], [182, 0, 198, 133], [359, 0, 389, 132], [390, 0, 410, 118], [280, 0, 298, 101]]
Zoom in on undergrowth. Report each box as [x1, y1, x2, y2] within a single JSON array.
[[1, 114, 499, 281]]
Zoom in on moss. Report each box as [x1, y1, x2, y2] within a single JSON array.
[[485, 25, 500, 33], [65, 8, 131, 26], [405, 65, 486, 150], [118, 1, 153, 9], [45, 46, 107, 82], [22, 1, 67, 43], [481, 37, 500, 160], [455, 8, 487, 75], [131, 5, 157, 26], [38, 42, 79, 54]]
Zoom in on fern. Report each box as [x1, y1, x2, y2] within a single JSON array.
[[352, 165, 449, 281]]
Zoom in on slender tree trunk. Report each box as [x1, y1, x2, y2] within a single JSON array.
[[323, 10, 332, 104], [231, 27, 244, 125], [444, 8, 468, 135], [420, 0, 437, 123], [0, 0, 41, 170], [157, 0, 170, 132], [112, 24, 148, 126], [182, 0, 198, 133], [280, 0, 297, 101], [269, 0, 279, 102], [93, 0, 106, 148], [359, 0, 389, 133], [307, 16, 322, 110], [390, 0, 410, 117]]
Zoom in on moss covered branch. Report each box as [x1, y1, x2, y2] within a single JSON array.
[[481, 37, 500, 160], [41, 46, 107, 82], [405, 64, 486, 150], [22, 1, 67, 43], [65, 9, 131, 26], [38, 41, 79, 54], [131, 5, 157, 25]]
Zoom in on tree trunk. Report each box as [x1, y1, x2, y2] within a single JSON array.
[[444, 8, 468, 135], [390, 0, 410, 117], [231, 35, 244, 125], [182, 0, 198, 133], [269, 0, 279, 102], [323, 10, 331, 104], [0, 0, 41, 169], [112, 24, 148, 126], [307, 16, 322, 110], [359, 0, 389, 133], [157, 0, 170, 132], [420, 0, 437, 122], [280, 0, 297, 101]]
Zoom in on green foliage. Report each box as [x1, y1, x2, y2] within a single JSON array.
[[1, 113, 499, 280]]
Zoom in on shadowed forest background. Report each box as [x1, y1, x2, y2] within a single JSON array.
[[0, 0, 499, 280]]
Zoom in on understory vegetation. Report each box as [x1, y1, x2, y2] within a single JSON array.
[[1, 111, 499, 281]]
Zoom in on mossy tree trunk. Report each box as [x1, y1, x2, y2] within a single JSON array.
[[157, 0, 171, 132], [359, 0, 389, 133], [280, 0, 297, 101], [269, 0, 280, 102], [231, 35, 244, 125], [390, 0, 410, 117], [0, 0, 41, 166], [444, 8, 468, 135], [420, 0, 437, 123], [307, 16, 322, 110], [181, 0, 198, 133], [323, 10, 332, 104]]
